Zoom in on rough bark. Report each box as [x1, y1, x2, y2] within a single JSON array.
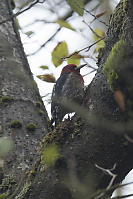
[[0, 0, 49, 193], [1, 0, 133, 199]]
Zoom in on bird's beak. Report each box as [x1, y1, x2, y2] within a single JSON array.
[[75, 63, 87, 70]]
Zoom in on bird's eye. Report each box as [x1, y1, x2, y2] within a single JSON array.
[[71, 65, 76, 70]]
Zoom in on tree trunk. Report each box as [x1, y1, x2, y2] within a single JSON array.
[[1, 0, 133, 199], [0, 0, 49, 192]]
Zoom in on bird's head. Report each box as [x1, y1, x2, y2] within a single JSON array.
[[61, 64, 86, 85], [61, 64, 78, 75], [61, 64, 86, 74]]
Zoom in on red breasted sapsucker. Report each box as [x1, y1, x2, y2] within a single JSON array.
[[51, 64, 85, 127]]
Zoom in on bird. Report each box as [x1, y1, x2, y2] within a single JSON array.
[[51, 64, 86, 127]]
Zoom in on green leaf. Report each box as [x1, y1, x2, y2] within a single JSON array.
[[52, 41, 68, 67], [67, 53, 83, 65], [25, 31, 34, 37], [93, 28, 104, 52], [55, 20, 75, 31], [66, 0, 84, 16], [40, 65, 49, 70], [37, 74, 56, 83]]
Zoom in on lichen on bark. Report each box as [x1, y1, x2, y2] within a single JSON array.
[[103, 39, 126, 91]]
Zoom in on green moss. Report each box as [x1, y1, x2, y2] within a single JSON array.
[[29, 169, 36, 179], [102, 0, 128, 81], [41, 117, 82, 149], [0, 175, 16, 192], [0, 96, 13, 106], [0, 193, 7, 199], [41, 144, 61, 167], [110, 0, 127, 35], [103, 37, 133, 117], [35, 101, 42, 108], [10, 120, 22, 128], [38, 109, 45, 116], [1, 96, 13, 103], [41, 123, 65, 147], [103, 40, 126, 91], [40, 118, 83, 170], [15, 182, 31, 199], [123, 0, 127, 11], [26, 122, 37, 131]]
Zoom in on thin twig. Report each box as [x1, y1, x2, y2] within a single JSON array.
[[84, 8, 109, 27], [83, 69, 97, 77], [0, 0, 45, 25], [95, 163, 117, 199], [73, 0, 108, 27], [85, 64, 97, 70], [27, 27, 61, 56], [90, 182, 133, 199], [41, 93, 51, 98], [61, 37, 105, 60], [124, 134, 133, 143], [24, 19, 54, 28], [83, 19, 104, 39]]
